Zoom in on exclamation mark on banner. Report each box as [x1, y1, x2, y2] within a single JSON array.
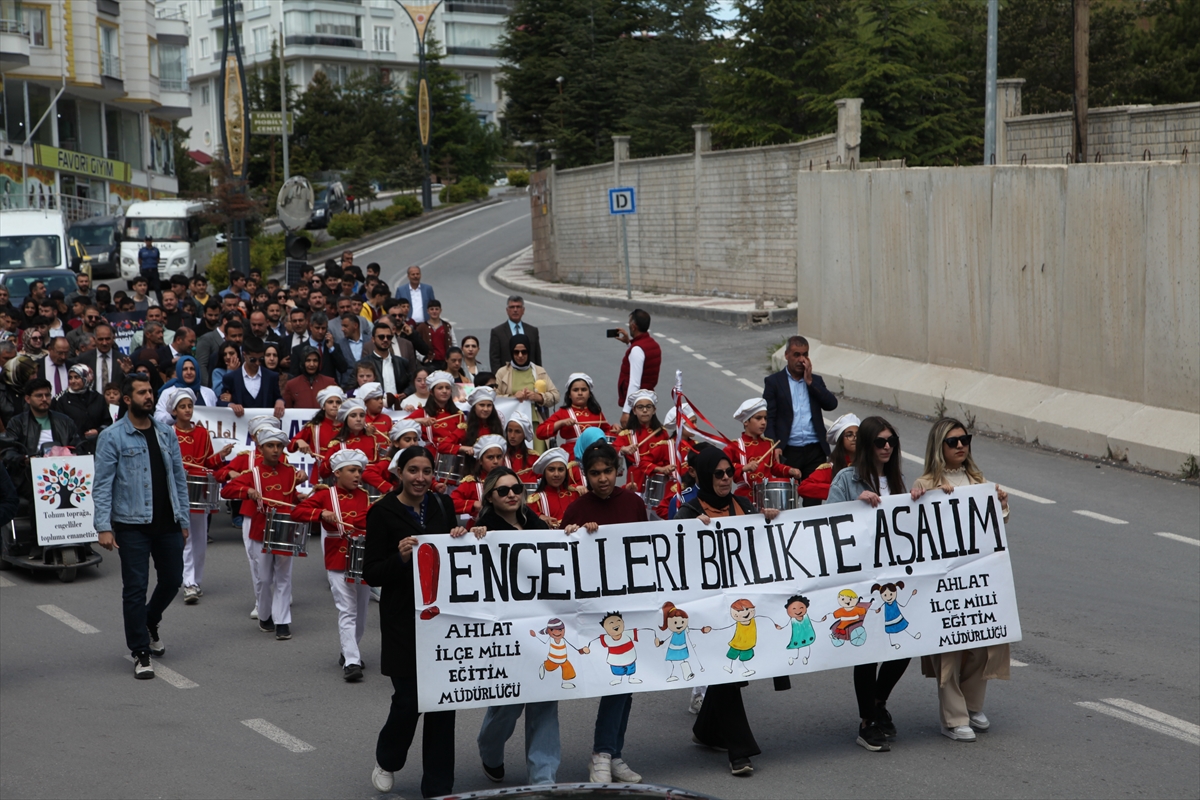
[[418, 542, 440, 620]]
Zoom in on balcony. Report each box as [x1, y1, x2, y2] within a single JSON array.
[[101, 52, 121, 79], [285, 34, 362, 49], [211, 2, 243, 18], [0, 18, 30, 70], [446, 45, 498, 57], [445, 1, 512, 13]]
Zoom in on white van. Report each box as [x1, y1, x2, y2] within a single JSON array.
[[0, 208, 81, 277], [120, 199, 206, 282]]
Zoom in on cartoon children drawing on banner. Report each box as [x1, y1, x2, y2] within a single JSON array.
[[703, 599, 776, 678], [820, 589, 873, 647], [776, 594, 816, 665], [589, 612, 643, 686], [530, 618, 590, 689], [872, 582, 921, 649], [653, 602, 709, 682]]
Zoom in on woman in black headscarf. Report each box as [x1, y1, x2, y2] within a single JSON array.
[[676, 446, 781, 777], [494, 333, 559, 453], [52, 364, 110, 450]]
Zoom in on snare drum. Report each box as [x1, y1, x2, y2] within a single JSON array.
[[523, 482, 540, 500], [642, 474, 667, 508], [753, 480, 797, 512], [435, 454, 465, 486], [366, 484, 382, 504], [262, 508, 311, 557], [185, 473, 220, 512], [344, 536, 367, 584]]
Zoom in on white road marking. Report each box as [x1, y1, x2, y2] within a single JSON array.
[[737, 378, 760, 391], [680, 345, 695, 353], [38, 605, 99, 634], [998, 486, 1055, 505], [155, 664, 199, 690], [356, 202, 513, 257], [1076, 701, 1200, 746], [1100, 699, 1200, 738], [707, 362, 723, 369], [1010, 658, 1028, 667], [722, 370, 736, 377], [901, 452, 923, 465], [653, 332, 666, 338], [478, 250, 588, 317], [1155, 532, 1200, 547], [241, 719, 316, 753], [691, 353, 706, 361], [1073, 509, 1128, 525], [422, 216, 529, 267], [0, 575, 15, 588], [668, 338, 681, 345]]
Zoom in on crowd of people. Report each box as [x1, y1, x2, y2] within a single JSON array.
[[0, 256, 1013, 795]]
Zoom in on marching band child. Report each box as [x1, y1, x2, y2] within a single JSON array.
[[407, 371, 464, 455], [321, 398, 389, 479], [613, 390, 669, 493], [503, 411, 537, 481], [451, 434, 506, 525], [363, 419, 425, 493], [221, 427, 308, 640], [292, 448, 373, 681], [726, 398, 799, 501], [169, 388, 233, 605], [290, 386, 345, 481], [526, 447, 579, 529], [535, 373, 612, 457], [452, 386, 505, 464], [358, 382, 393, 434]]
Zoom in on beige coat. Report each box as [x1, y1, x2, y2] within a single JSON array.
[[914, 468, 1011, 684], [494, 363, 560, 408]]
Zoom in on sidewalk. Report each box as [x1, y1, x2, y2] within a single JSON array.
[[492, 247, 796, 328]]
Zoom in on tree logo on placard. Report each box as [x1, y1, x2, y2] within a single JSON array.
[[36, 463, 92, 510]]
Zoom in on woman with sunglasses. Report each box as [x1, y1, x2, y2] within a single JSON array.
[[471, 467, 562, 785], [913, 418, 1011, 742], [676, 447, 780, 776], [826, 415, 912, 753], [212, 343, 242, 402]]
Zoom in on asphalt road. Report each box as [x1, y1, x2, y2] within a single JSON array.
[[2, 194, 1197, 800]]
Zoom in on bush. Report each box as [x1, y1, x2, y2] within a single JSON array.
[[362, 208, 389, 232], [507, 169, 530, 188], [327, 212, 364, 240], [204, 232, 296, 289], [438, 176, 490, 204], [206, 249, 230, 289], [391, 194, 423, 217]]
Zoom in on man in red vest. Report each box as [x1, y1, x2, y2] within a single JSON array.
[[614, 309, 661, 428]]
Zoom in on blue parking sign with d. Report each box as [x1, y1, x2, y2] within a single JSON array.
[[609, 187, 636, 215]]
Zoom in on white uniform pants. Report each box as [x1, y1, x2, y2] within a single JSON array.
[[182, 512, 208, 587], [253, 548, 293, 625], [243, 518, 263, 613]]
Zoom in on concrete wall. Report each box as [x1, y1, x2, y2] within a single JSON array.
[[795, 162, 1200, 415]]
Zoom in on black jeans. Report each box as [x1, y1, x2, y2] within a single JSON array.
[[113, 525, 184, 656], [854, 659, 911, 721], [694, 683, 761, 762], [783, 443, 827, 507], [376, 675, 456, 798], [140, 268, 162, 303]]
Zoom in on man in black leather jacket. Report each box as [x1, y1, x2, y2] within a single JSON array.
[[0, 378, 81, 495]]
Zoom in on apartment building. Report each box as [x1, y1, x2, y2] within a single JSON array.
[[0, 0, 190, 219], [179, 0, 510, 157]]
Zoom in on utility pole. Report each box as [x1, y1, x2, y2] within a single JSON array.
[[983, 0, 998, 165], [280, 27, 289, 182], [1072, 0, 1089, 162], [394, 1, 444, 212]]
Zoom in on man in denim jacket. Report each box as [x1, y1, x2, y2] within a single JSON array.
[[93, 375, 190, 680]]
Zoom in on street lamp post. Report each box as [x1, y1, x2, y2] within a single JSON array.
[[218, 0, 251, 274], [394, 2, 444, 212]]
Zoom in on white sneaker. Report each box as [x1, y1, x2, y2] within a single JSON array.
[[610, 757, 641, 783], [688, 689, 706, 715], [133, 652, 154, 679], [371, 763, 394, 793], [183, 585, 200, 605], [969, 711, 990, 731], [250, 606, 258, 620], [588, 752, 612, 782], [942, 725, 977, 742]]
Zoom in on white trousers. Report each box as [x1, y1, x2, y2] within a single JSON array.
[[253, 548, 294, 625], [326, 566, 370, 665], [182, 512, 208, 587], [243, 518, 262, 612]]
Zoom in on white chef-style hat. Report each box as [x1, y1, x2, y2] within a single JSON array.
[[426, 371, 455, 390], [565, 372, 593, 390], [248, 415, 282, 435], [468, 385, 497, 407], [357, 382, 384, 401], [336, 398, 366, 423], [388, 418, 424, 443], [317, 386, 346, 408], [827, 413, 862, 448], [627, 389, 657, 409], [473, 434, 507, 460], [531, 447, 570, 475], [255, 428, 289, 446], [663, 402, 696, 428], [733, 397, 767, 423], [329, 448, 369, 472], [168, 387, 195, 409], [504, 410, 534, 444]]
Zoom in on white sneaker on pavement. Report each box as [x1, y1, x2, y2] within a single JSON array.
[[371, 763, 394, 793], [250, 606, 258, 620], [688, 688, 706, 715], [969, 711, 990, 731], [610, 758, 642, 783], [942, 725, 977, 742], [589, 752, 612, 782]]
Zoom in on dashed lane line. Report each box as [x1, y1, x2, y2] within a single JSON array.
[[736, 378, 760, 391], [1155, 532, 1200, 547], [358, 202, 511, 257], [1101, 699, 1200, 738], [1010, 659, 1028, 667], [680, 345, 695, 353], [241, 719, 317, 753], [722, 370, 737, 377], [1073, 509, 1129, 525], [691, 353, 706, 361], [155, 664, 200, 690], [667, 338, 681, 345], [38, 605, 99, 634], [0, 575, 15, 588], [999, 487, 1056, 505], [1076, 701, 1200, 746], [707, 362, 723, 369]]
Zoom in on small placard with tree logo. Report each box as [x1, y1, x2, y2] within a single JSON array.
[[31, 457, 98, 546]]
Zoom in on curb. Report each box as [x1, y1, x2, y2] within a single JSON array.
[[491, 250, 795, 329]]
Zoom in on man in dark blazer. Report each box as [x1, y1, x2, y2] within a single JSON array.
[[764, 335, 838, 506], [364, 321, 412, 406], [218, 336, 285, 418], [71, 323, 128, 390], [393, 265, 436, 324], [488, 295, 542, 373]]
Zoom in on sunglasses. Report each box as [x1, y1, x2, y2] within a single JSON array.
[[712, 468, 736, 479], [376, 333, 394, 340], [944, 434, 973, 449], [492, 484, 523, 498], [874, 435, 898, 450], [512, 348, 528, 355]]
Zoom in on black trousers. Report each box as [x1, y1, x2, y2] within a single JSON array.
[[376, 675, 456, 798], [140, 269, 163, 303], [782, 443, 827, 507], [693, 683, 761, 762], [854, 659, 911, 720]]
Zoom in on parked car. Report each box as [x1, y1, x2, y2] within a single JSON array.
[[67, 215, 123, 279], [0, 268, 80, 305], [307, 182, 346, 229]]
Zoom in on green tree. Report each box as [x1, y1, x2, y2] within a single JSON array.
[[1124, 0, 1200, 105], [172, 123, 208, 197]]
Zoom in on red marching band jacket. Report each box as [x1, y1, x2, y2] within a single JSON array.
[[174, 424, 226, 477], [289, 418, 339, 480], [535, 407, 612, 457], [319, 429, 390, 479], [612, 426, 668, 492], [406, 406, 466, 456], [725, 434, 794, 499], [528, 484, 580, 526], [291, 485, 371, 571], [220, 463, 307, 541], [366, 412, 393, 434], [213, 448, 265, 483]]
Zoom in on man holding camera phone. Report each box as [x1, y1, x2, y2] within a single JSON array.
[[611, 309, 661, 429]]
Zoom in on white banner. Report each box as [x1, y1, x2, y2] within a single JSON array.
[[412, 483, 1020, 712], [31, 456, 98, 545]]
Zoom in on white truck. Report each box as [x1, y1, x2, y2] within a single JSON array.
[[119, 199, 206, 282], [0, 207, 79, 275]]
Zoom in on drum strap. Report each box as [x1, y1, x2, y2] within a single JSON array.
[[567, 409, 581, 440], [329, 486, 348, 536], [252, 467, 264, 512]]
